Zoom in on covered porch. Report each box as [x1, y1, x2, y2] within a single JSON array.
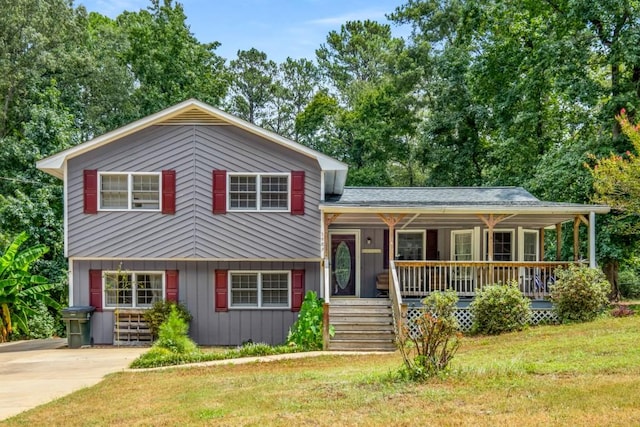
[[319, 187, 610, 302]]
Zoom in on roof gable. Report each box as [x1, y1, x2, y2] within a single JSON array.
[[36, 99, 348, 193]]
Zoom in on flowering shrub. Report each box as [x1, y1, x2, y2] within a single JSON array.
[[549, 265, 610, 323], [470, 282, 531, 335]]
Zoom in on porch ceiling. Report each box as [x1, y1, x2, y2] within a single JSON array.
[[326, 212, 584, 229]]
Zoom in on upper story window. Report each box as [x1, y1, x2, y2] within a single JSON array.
[[103, 271, 164, 308], [99, 172, 160, 211], [228, 173, 289, 212]]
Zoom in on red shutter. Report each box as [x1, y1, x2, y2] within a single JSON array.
[[84, 170, 98, 214], [291, 270, 305, 312], [215, 269, 228, 312], [162, 170, 176, 214], [290, 171, 305, 215], [166, 270, 178, 302], [89, 269, 102, 312], [212, 170, 227, 214]]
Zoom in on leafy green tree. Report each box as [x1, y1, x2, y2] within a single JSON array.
[[590, 110, 640, 218], [117, 0, 228, 116], [392, 0, 640, 286], [0, 232, 60, 341], [228, 48, 278, 124], [307, 20, 421, 185], [265, 58, 323, 140], [588, 110, 640, 298]]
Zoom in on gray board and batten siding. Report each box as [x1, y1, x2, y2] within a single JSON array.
[[66, 124, 323, 259], [73, 260, 321, 345]]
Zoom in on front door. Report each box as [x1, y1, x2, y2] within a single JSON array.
[[331, 233, 357, 296]]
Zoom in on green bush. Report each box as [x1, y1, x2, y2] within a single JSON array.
[[398, 290, 462, 381], [154, 306, 198, 354], [618, 269, 640, 299], [287, 291, 332, 350], [470, 282, 532, 335], [25, 301, 56, 339], [549, 265, 610, 323], [143, 300, 192, 339], [131, 340, 299, 369]]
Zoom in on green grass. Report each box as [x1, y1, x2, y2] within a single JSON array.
[[4, 316, 640, 426]]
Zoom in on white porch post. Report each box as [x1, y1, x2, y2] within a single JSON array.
[[589, 211, 596, 268]]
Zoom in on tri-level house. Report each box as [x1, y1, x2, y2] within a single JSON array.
[[37, 99, 609, 350]]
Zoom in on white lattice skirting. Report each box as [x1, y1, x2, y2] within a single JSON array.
[[405, 307, 559, 335]]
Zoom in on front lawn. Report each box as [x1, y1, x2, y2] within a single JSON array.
[[5, 316, 640, 426]]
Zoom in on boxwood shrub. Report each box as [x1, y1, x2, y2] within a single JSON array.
[[470, 282, 532, 335], [549, 265, 610, 323]]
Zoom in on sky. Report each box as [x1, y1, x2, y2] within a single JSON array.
[[77, 0, 410, 63]]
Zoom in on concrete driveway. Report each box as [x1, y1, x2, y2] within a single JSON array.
[[0, 339, 147, 421]]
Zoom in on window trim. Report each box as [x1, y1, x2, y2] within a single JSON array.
[[395, 230, 426, 260], [228, 270, 291, 309], [98, 171, 162, 212], [483, 229, 515, 261], [451, 230, 474, 261], [519, 228, 540, 262], [102, 270, 166, 309], [227, 172, 290, 212]]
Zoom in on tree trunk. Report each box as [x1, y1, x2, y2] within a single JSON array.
[[612, 63, 621, 138], [602, 260, 620, 302]]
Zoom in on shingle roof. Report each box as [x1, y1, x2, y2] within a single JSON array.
[[323, 187, 594, 208]]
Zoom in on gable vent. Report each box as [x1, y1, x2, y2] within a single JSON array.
[[159, 108, 230, 125]]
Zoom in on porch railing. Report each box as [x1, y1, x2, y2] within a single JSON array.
[[389, 260, 406, 344], [394, 261, 575, 300]]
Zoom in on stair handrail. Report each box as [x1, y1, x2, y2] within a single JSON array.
[[389, 260, 406, 346]]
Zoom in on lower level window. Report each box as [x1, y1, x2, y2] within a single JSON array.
[[230, 271, 289, 308], [104, 272, 164, 308]]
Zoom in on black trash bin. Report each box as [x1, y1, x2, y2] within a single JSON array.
[[61, 306, 95, 348]]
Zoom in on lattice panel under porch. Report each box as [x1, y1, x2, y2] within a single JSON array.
[[405, 307, 559, 336]]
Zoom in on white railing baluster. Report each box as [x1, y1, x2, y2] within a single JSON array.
[[394, 261, 572, 300]]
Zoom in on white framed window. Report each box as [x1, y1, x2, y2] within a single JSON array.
[[522, 229, 539, 262], [451, 229, 474, 281], [484, 230, 514, 261], [99, 172, 161, 211], [229, 271, 290, 308], [396, 230, 425, 260], [451, 230, 473, 261], [103, 271, 164, 308], [228, 173, 289, 212]]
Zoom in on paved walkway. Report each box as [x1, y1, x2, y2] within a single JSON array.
[[0, 339, 146, 421]]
